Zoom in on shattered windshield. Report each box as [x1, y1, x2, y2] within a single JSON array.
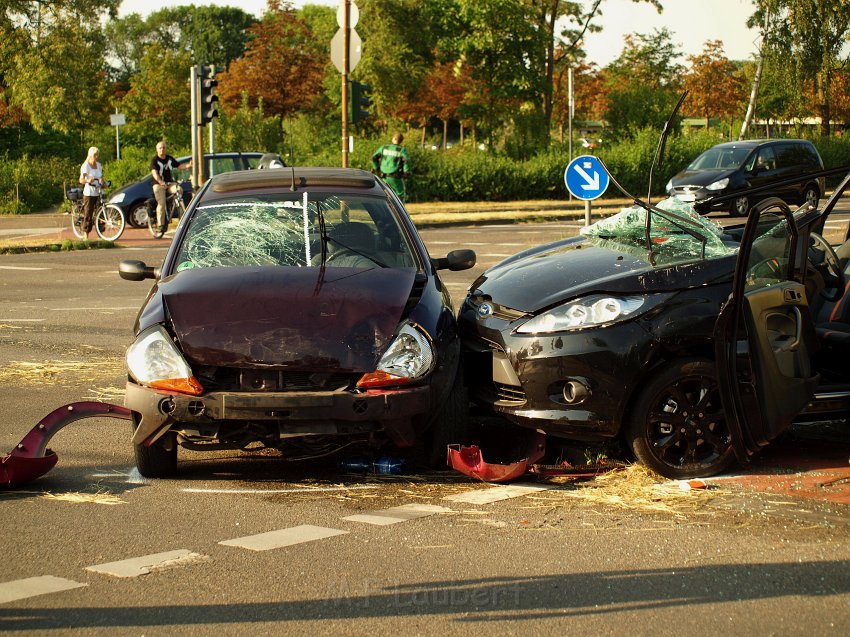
[[580, 197, 737, 266], [173, 193, 417, 271], [687, 146, 751, 171]]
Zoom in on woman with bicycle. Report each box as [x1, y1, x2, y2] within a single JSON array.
[[79, 146, 104, 237], [150, 140, 180, 237]]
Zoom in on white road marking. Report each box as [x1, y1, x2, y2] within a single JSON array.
[[219, 525, 348, 551], [49, 306, 139, 312], [87, 468, 149, 484], [0, 576, 87, 604], [0, 318, 45, 322], [85, 550, 205, 578], [183, 485, 378, 495], [0, 265, 51, 271], [443, 484, 549, 504], [481, 253, 515, 258], [342, 503, 451, 526]]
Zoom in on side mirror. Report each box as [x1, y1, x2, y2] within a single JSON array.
[[119, 259, 159, 281], [433, 249, 476, 272]]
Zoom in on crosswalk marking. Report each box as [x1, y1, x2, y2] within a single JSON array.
[[85, 550, 205, 578], [342, 503, 451, 526], [219, 525, 348, 551], [0, 576, 87, 604], [443, 484, 549, 504]]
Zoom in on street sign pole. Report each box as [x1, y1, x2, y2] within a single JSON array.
[[342, 0, 350, 168]]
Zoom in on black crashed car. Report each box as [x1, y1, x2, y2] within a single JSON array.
[[119, 167, 475, 477], [108, 152, 285, 227], [459, 166, 850, 479], [666, 139, 825, 217]]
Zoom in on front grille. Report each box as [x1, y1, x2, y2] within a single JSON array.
[[494, 382, 526, 405], [491, 305, 527, 321], [195, 366, 356, 392]]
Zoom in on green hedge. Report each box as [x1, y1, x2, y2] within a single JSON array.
[[2, 133, 849, 214]]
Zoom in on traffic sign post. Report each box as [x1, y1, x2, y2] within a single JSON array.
[[564, 155, 610, 226]]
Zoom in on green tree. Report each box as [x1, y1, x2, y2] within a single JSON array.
[[683, 40, 747, 132]]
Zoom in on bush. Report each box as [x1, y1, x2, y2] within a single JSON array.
[[0, 154, 78, 215]]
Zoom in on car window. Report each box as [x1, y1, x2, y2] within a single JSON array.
[[207, 157, 239, 179], [245, 156, 261, 169], [745, 212, 794, 292], [755, 146, 777, 171], [687, 146, 751, 170], [580, 197, 737, 266], [172, 193, 417, 271], [776, 144, 802, 170]]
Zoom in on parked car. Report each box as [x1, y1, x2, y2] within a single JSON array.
[[109, 152, 285, 227], [118, 167, 476, 477], [458, 165, 850, 479], [666, 139, 825, 216]]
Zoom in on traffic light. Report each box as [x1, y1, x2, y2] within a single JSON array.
[[198, 65, 219, 125], [350, 80, 371, 124]]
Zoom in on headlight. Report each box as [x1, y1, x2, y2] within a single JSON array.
[[516, 294, 668, 334], [356, 323, 435, 388], [109, 192, 125, 203], [126, 325, 203, 395], [665, 179, 673, 192], [706, 178, 729, 191]]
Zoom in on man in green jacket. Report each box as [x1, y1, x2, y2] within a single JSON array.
[[371, 132, 412, 201]]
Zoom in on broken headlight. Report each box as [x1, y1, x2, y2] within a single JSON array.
[[516, 294, 670, 334], [357, 323, 434, 388], [126, 325, 203, 395]]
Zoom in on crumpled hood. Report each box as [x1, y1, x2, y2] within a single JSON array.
[[156, 267, 416, 371], [474, 238, 723, 313]]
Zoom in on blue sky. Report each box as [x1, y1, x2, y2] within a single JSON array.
[[118, 0, 761, 67]]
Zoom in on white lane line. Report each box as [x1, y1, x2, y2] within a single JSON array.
[[219, 525, 348, 551], [0, 576, 87, 604], [342, 503, 451, 526], [183, 485, 377, 495], [49, 307, 139, 312], [481, 253, 514, 258], [0, 318, 45, 322], [85, 550, 205, 578], [443, 484, 549, 505], [0, 265, 51, 271]]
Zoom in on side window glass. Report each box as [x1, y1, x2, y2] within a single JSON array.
[[745, 212, 793, 292], [208, 158, 237, 178]]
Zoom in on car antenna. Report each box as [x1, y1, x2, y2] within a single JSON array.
[[647, 90, 687, 205], [289, 166, 297, 192]]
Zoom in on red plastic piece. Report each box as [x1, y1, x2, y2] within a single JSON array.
[[447, 432, 546, 483], [1, 402, 132, 488]]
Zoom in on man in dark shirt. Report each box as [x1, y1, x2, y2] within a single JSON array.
[[150, 140, 179, 235]]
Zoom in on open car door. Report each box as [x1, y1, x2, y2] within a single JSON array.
[[715, 198, 820, 464]]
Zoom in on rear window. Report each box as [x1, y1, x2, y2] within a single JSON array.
[[173, 193, 417, 271]]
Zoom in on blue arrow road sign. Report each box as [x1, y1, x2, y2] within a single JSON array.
[[565, 155, 609, 200]]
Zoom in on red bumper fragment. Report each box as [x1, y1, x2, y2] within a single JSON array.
[[1, 401, 132, 489], [447, 432, 546, 483]]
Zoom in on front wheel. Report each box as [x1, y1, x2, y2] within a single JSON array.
[[803, 185, 820, 209], [730, 196, 748, 217], [127, 203, 149, 228], [133, 418, 178, 477], [627, 358, 735, 479], [95, 204, 126, 241]]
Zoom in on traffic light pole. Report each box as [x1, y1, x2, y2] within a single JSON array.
[[341, 0, 350, 168], [190, 65, 199, 190]]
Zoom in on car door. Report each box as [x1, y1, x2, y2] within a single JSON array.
[[714, 201, 820, 463]]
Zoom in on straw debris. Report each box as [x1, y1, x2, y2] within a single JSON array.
[[0, 358, 125, 386]]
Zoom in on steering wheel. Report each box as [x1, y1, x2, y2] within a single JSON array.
[[809, 232, 845, 301]]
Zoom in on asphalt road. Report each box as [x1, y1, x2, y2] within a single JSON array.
[[2, 216, 850, 634]]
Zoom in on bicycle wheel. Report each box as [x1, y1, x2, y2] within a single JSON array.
[[95, 204, 126, 242], [147, 207, 165, 239], [70, 203, 87, 239]]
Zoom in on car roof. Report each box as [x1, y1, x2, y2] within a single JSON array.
[[711, 139, 813, 150], [207, 167, 379, 194]]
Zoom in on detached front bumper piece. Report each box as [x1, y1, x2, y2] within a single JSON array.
[[448, 432, 546, 483], [1, 401, 132, 488]]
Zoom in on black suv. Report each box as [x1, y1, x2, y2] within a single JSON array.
[[666, 139, 824, 216], [108, 152, 285, 227]]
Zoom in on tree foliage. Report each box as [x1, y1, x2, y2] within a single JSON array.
[[684, 40, 747, 126]]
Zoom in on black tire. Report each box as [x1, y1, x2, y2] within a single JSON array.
[[730, 195, 748, 217], [134, 431, 178, 478], [627, 358, 735, 479], [95, 204, 125, 241], [70, 204, 87, 239], [426, 373, 471, 468], [147, 208, 165, 239], [803, 185, 820, 209], [127, 203, 149, 228]]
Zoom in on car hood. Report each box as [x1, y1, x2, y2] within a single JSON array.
[[670, 169, 736, 188], [152, 267, 416, 371], [473, 238, 728, 313]]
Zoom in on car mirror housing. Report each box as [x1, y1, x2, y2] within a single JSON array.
[[119, 259, 160, 281], [433, 249, 476, 272]]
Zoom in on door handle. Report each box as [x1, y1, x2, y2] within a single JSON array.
[[781, 306, 803, 352]]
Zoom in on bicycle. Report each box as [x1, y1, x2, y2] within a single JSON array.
[[68, 180, 126, 242], [147, 182, 186, 239]]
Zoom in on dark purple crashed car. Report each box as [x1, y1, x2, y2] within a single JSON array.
[[119, 167, 475, 477]]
